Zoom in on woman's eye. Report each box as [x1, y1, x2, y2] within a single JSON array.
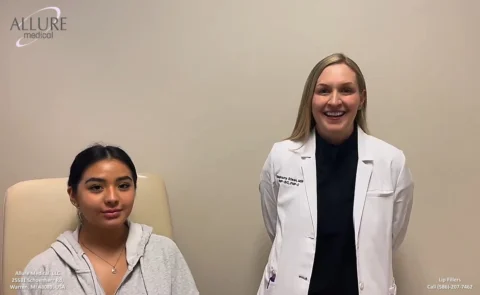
[[341, 88, 354, 94], [119, 183, 131, 190], [89, 185, 102, 192], [317, 89, 329, 95]]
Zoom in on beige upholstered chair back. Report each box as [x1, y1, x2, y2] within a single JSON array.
[[2, 173, 172, 295]]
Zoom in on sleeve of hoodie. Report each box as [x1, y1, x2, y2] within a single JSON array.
[[16, 254, 50, 295], [167, 239, 199, 295]]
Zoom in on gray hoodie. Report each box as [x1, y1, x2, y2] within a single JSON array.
[[16, 221, 199, 295]]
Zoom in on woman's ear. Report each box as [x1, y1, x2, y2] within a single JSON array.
[[67, 187, 77, 207], [360, 89, 367, 109]]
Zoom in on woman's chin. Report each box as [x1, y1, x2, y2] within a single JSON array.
[[320, 120, 348, 132], [317, 120, 355, 138], [94, 217, 127, 229]]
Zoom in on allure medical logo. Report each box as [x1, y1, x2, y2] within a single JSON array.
[[10, 6, 66, 48]]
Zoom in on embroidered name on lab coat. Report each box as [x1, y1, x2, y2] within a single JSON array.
[[277, 175, 304, 186]]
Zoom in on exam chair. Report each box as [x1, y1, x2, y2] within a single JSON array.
[[1, 173, 173, 295]]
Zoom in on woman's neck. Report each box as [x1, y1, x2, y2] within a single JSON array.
[[78, 222, 128, 252]]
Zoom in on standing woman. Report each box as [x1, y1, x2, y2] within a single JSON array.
[[257, 53, 414, 295]]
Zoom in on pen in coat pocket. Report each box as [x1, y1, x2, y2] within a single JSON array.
[[267, 273, 276, 289]]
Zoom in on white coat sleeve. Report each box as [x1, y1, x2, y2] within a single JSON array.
[[259, 145, 279, 242], [392, 152, 414, 251]]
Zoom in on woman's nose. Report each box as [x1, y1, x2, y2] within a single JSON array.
[[328, 91, 342, 105], [104, 187, 119, 203]]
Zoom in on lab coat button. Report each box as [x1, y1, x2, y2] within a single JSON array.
[[359, 282, 364, 290]]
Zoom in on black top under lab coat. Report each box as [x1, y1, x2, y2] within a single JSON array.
[[308, 127, 360, 295]]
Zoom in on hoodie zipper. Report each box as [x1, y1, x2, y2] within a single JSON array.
[[82, 254, 134, 295], [113, 266, 134, 294], [114, 252, 146, 294], [82, 255, 102, 295]]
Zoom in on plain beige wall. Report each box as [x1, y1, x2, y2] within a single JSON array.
[[1, 0, 479, 294]]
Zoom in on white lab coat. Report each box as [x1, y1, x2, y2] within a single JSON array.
[[258, 127, 414, 295]]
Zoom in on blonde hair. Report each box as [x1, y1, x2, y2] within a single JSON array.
[[287, 53, 369, 142]]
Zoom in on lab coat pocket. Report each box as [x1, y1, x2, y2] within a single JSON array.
[[265, 271, 277, 294], [263, 266, 277, 295], [263, 248, 278, 294], [364, 190, 395, 229], [366, 190, 394, 198]]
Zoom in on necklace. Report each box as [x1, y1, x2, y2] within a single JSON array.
[[80, 242, 124, 274]]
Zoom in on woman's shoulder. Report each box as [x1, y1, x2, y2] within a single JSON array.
[[130, 222, 180, 255], [142, 233, 191, 268], [363, 133, 406, 161], [145, 233, 182, 255], [147, 233, 176, 246], [272, 137, 304, 151], [363, 133, 411, 182], [20, 248, 60, 274], [264, 137, 304, 160]]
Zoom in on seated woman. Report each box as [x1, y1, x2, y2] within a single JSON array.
[[19, 144, 199, 295]]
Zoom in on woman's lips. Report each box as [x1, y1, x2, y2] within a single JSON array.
[[324, 111, 345, 117], [102, 210, 122, 219], [323, 111, 346, 122]]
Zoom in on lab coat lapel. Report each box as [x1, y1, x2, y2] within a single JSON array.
[[353, 127, 373, 248], [297, 132, 317, 238], [295, 127, 373, 241]]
